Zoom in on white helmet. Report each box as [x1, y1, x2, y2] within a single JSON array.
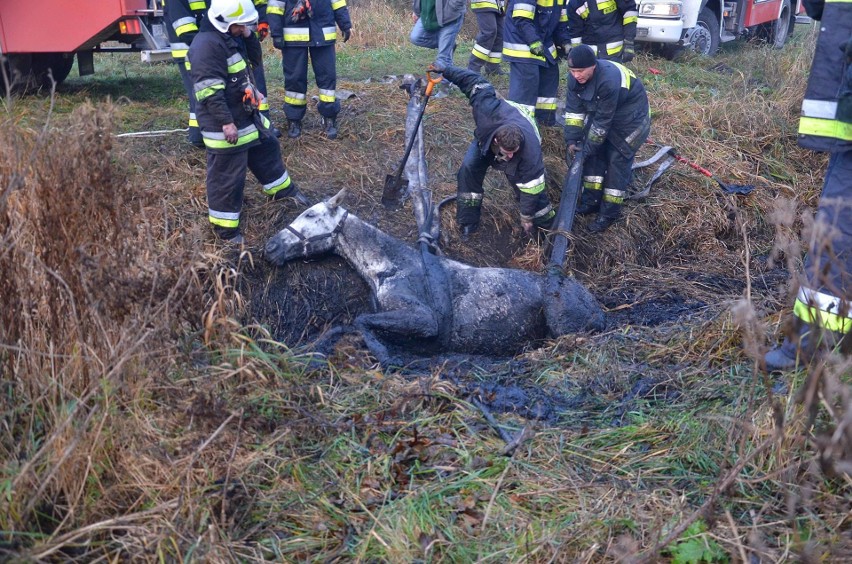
[[208, 0, 259, 33]]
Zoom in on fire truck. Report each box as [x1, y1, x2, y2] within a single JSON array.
[[0, 0, 169, 91], [635, 0, 811, 58]]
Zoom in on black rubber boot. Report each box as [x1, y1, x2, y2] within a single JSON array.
[[323, 117, 338, 140], [287, 120, 302, 139], [588, 215, 618, 233]]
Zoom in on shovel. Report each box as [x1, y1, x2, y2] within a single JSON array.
[[382, 71, 443, 208]]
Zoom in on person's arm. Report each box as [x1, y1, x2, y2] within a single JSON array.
[[566, 0, 586, 48], [167, 0, 200, 45], [333, 0, 353, 41], [190, 41, 236, 139], [618, 0, 638, 61], [267, 0, 286, 48], [584, 80, 618, 155], [508, 0, 543, 47]]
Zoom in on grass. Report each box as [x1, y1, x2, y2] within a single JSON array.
[[1, 2, 851, 562]]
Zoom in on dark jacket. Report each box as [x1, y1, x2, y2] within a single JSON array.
[[566, 0, 637, 59], [564, 59, 648, 156], [267, 0, 352, 47], [188, 19, 269, 153], [444, 66, 548, 218], [797, 0, 852, 153], [503, 0, 570, 66], [164, 0, 209, 58]]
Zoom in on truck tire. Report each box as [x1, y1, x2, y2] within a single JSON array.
[[690, 7, 721, 56], [756, 0, 792, 48], [2, 52, 74, 93]]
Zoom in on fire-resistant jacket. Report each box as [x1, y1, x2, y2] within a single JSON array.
[[471, 0, 506, 14], [503, 0, 570, 66], [164, 0, 209, 59], [798, 0, 852, 153], [444, 66, 550, 220], [267, 0, 352, 47], [188, 19, 270, 153], [566, 0, 637, 59], [563, 59, 649, 156]]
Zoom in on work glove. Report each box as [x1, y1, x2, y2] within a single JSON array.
[[622, 39, 635, 63], [341, 28, 351, 42], [272, 36, 285, 50], [529, 41, 544, 57], [256, 21, 269, 41], [427, 63, 445, 74]]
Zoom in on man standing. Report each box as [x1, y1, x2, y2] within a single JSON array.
[[502, 0, 569, 126], [439, 65, 555, 236], [267, 0, 353, 140], [164, 0, 210, 147], [190, 0, 309, 244], [410, 0, 467, 97], [467, 0, 506, 76], [566, 0, 638, 63], [764, 0, 852, 370], [563, 45, 649, 232]]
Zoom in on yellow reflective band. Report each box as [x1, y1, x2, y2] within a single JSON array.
[[517, 174, 547, 194], [472, 0, 498, 8], [284, 31, 310, 41], [176, 23, 199, 36], [189, 1, 206, 9], [209, 215, 240, 228], [267, 6, 285, 14], [285, 94, 308, 106], [584, 181, 603, 190], [263, 172, 292, 196], [598, 0, 616, 13], [536, 101, 557, 110], [188, 117, 199, 127], [203, 129, 259, 149], [794, 299, 851, 334], [227, 59, 247, 74], [606, 43, 623, 55], [487, 53, 502, 63], [319, 89, 335, 102], [184, 60, 192, 70], [503, 45, 543, 60], [472, 48, 489, 61], [537, 0, 555, 6], [513, 8, 535, 18], [324, 30, 337, 41], [560, 11, 568, 21], [196, 83, 225, 102], [171, 49, 189, 59], [798, 117, 852, 141], [332, 0, 347, 9], [565, 119, 584, 128], [623, 14, 637, 23], [259, 101, 269, 111]]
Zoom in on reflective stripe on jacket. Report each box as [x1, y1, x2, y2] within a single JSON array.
[[564, 59, 648, 156], [798, 0, 852, 152], [566, 0, 637, 56], [503, 0, 569, 66], [189, 20, 265, 153], [267, 0, 352, 47]]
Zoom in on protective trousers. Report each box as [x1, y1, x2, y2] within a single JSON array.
[[579, 116, 650, 218], [281, 44, 340, 122], [468, 11, 504, 73], [177, 59, 203, 145], [779, 149, 852, 358], [206, 135, 295, 238], [507, 61, 559, 126]]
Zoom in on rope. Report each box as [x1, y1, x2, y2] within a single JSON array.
[[114, 128, 187, 138]]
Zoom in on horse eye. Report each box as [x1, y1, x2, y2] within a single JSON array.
[[304, 211, 316, 219]]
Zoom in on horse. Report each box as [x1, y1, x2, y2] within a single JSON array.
[[264, 189, 605, 367]]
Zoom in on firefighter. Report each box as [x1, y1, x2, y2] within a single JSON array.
[[565, 0, 638, 63], [189, 0, 310, 244], [437, 65, 555, 236], [267, 0, 353, 140], [563, 45, 649, 232], [502, 0, 569, 127], [165, 0, 279, 144], [763, 1, 852, 371], [164, 0, 209, 147], [467, 0, 506, 76]]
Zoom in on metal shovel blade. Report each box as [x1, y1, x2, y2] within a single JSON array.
[[382, 174, 408, 209]]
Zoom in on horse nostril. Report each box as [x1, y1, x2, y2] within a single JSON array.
[[265, 240, 279, 255]]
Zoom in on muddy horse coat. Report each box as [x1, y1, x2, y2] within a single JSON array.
[[265, 190, 604, 364]]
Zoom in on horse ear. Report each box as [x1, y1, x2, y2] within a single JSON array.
[[327, 188, 347, 209]]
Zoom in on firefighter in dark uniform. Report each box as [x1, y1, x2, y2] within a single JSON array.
[[764, 0, 852, 370], [267, 0, 353, 140], [566, 0, 638, 63], [502, 0, 569, 127], [439, 65, 556, 236], [165, 0, 209, 147], [189, 0, 309, 244], [468, 0, 506, 76], [166, 0, 279, 144], [563, 45, 649, 232]]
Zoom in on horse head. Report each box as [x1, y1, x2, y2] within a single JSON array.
[[264, 188, 349, 266]]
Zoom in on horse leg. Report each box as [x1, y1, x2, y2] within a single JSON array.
[[310, 325, 357, 356], [353, 307, 439, 368]]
